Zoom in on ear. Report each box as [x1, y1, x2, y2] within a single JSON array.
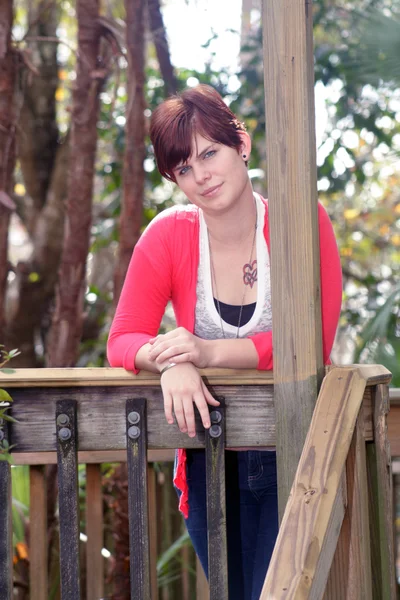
[[238, 131, 252, 160]]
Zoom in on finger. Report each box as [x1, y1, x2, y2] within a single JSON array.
[[170, 352, 192, 364], [163, 392, 174, 425], [202, 381, 220, 406], [193, 391, 211, 429], [173, 397, 187, 433], [154, 346, 188, 365], [182, 398, 196, 438]]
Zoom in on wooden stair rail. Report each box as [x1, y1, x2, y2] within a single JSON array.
[[259, 365, 395, 600]]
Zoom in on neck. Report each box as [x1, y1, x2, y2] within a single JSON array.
[[204, 186, 257, 248]]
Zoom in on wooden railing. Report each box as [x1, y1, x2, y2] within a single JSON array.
[[0, 365, 396, 599]]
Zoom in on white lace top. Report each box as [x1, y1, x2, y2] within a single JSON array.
[[194, 194, 272, 340]]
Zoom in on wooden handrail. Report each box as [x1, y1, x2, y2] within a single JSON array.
[[0, 364, 391, 388], [259, 366, 391, 599]]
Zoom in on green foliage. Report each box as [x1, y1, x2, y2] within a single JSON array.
[[0, 346, 20, 460]]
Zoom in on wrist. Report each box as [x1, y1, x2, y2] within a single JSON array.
[[202, 339, 218, 368]]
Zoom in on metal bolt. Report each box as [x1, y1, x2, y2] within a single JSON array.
[[58, 427, 71, 441], [210, 411, 222, 424], [127, 411, 140, 425], [57, 414, 70, 426], [0, 430, 4, 442], [209, 425, 222, 438], [128, 425, 140, 440]]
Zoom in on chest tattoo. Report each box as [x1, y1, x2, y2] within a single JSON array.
[[243, 260, 258, 288]]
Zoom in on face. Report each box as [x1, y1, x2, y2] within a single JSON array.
[[172, 131, 251, 215]]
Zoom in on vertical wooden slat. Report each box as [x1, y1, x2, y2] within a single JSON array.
[[29, 465, 48, 600], [324, 414, 372, 599], [86, 463, 104, 600], [262, 0, 324, 518], [205, 406, 228, 600], [366, 384, 397, 599], [0, 410, 12, 600], [147, 463, 158, 600], [196, 556, 209, 600], [56, 399, 81, 600], [126, 397, 151, 600]]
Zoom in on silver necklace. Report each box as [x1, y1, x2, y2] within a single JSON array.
[[208, 210, 257, 339]]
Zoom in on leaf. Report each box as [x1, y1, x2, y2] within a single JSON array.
[[0, 369, 16, 374], [7, 349, 20, 358], [0, 389, 13, 403]]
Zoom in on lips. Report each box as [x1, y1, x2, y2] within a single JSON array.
[[201, 183, 223, 197]]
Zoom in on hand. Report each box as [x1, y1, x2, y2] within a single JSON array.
[[149, 327, 211, 369], [160, 362, 220, 437]]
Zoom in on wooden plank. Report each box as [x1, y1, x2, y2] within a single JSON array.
[[324, 415, 372, 599], [0, 365, 390, 389], [11, 448, 175, 465], [366, 384, 397, 599], [262, 0, 324, 518], [126, 397, 151, 600], [196, 556, 209, 600], [86, 464, 104, 600], [29, 466, 48, 600], [206, 406, 228, 600], [260, 368, 367, 599], [0, 409, 12, 599], [147, 463, 158, 600], [388, 405, 400, 457], [0, 460, 12, 600], [9, 385, 275, 452], [56, 399, 81, 600], [0, 367, 274, 387]]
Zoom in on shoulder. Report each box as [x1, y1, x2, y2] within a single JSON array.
[[138, 203, 199, 247]]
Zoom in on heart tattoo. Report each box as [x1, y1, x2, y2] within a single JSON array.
[[243, 260, 258, 288]]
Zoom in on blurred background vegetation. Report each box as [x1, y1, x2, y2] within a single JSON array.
[[1, 0, 399, 597]]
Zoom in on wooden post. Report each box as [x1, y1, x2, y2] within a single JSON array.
[[86, 464, 104, 600], [29, 466, 48, 600], [262, 0, 324, 517]]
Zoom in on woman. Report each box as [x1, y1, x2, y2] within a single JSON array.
[[107, 84, 342, 599]]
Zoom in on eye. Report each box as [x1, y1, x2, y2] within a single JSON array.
[[178, 165, 190, 176], [204, 150, 216, 159]]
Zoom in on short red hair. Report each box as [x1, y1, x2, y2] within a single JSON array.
[[150, 84, 246, 182]]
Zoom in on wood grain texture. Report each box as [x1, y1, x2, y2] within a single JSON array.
[[0, 367, 274, 387], [262, 0, 324, 517], [8, 385, 275, 452], [126, 398, 151, 600], [260, 368, 367, 599], [56, 399, 81, 600], [0, 364, 390, 388], [29, 466, 48, 600], [206, 406, 228, 600], [147, 464, 158, 600], [11, 449, 176, 465], [366, 384, 397, 599], [324, 415, 372, 599], [0, 460, 12, 600], [86, 464, 104, 600]]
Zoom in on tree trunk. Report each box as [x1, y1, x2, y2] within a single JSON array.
[[113, 0, 146, 303], [46, 0, 103, 367], [4, 1, 67, 366], [147, 0, 178, 96], [0, 0, 16, 340]]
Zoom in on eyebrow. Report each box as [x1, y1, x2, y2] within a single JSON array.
[[173, 144, 216, 173]]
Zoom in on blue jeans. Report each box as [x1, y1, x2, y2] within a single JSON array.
[[180, 449, 279, 600]]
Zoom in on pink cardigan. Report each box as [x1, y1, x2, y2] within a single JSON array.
[[107, 196, 342, 517]]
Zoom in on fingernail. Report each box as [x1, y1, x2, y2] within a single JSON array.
[[167, 419, 173, 424], [204, 422, 210, 428], [181, 428, 187, 433], [189, 432, 195, 438]]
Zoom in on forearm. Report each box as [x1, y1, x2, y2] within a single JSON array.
[[135, 343, 164, 373], [204, 338, 259, 369]]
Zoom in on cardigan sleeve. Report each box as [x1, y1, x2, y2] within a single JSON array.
[[248, 202, 342, 370], [107, 221, 173, 374]]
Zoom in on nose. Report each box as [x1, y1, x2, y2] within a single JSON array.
[[193, 164, 211, 185]]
